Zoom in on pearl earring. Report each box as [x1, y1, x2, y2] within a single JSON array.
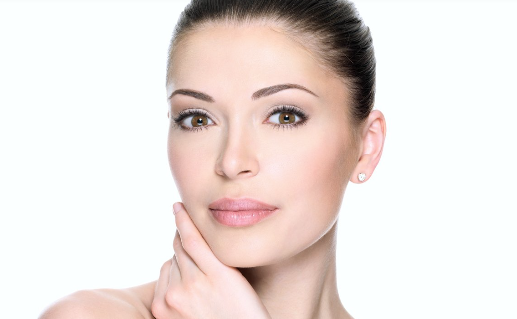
[[358, 173, 366, 182]]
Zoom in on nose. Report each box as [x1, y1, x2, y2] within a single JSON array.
[[215, 124, 259, 179]]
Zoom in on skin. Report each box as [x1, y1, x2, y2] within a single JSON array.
[[39, 22, 386, 319]]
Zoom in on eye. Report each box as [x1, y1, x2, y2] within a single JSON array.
[[173, 110, 214, 131], [269, 112, 299, 124], [266, 105, 308, 128], [186, 114, 213, 128]]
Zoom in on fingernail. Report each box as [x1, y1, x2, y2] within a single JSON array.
[[173, 202, 182, 215]]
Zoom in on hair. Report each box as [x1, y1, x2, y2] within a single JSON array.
[[167, 0, 375, 124]]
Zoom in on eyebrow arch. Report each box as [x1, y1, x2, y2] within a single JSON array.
[[168, 83, 318, 103], [168, 89, 214, 103], [251, 83, 318, 100]]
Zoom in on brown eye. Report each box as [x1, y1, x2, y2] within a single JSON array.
[[279, 112, 296, 124], [266, 107, 305, 127], [191, 115, 209, 127], [269, 111, 303, 126], [177, 112, 214, 130]]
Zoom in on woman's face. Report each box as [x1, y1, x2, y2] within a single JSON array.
[[167, 23, 360, 267]]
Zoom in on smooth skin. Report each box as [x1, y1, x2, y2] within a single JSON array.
[[40, 22, 385, 319]]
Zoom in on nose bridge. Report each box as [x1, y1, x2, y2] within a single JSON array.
[[216, 117, 259, 179]]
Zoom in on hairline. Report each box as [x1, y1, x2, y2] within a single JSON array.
[[167, 18, 342, 85]]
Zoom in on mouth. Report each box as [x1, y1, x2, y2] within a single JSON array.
[[208, 197, 278, 227]]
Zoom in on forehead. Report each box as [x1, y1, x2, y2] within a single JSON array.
[[167, 23, 344, 100]]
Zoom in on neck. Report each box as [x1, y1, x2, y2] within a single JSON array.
[[238, 222, 352, 319]]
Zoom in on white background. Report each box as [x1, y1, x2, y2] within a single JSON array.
[[1, 1, 516, 318]]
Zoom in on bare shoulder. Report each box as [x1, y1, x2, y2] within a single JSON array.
[[39, 281, 157, 319]]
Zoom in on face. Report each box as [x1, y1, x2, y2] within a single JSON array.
[[167, 23, 360, 267]]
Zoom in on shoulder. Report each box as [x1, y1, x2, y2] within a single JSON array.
[[39, 282, 156, 319]]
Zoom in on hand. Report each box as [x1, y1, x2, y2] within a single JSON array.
[[151, 202, 272, 319]]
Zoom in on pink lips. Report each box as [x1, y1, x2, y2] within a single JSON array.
[[208, 198, 278, 227]]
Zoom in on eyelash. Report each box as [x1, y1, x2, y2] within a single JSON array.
[[172, 105, 309, 132], [266, 105, 309, 130], [172, 109, 213, 132]]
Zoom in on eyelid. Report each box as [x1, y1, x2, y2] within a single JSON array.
[[171, 108, 217, 132], [172, 105, 308, 131], [172, 108, 217, 124], [263, 104, 309, 130], [264, 104, 308, 122]]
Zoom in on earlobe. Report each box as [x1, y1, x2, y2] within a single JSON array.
[[351, 110, 386, 184]]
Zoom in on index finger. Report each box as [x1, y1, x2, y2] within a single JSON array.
[[173, 202, 222, 276]]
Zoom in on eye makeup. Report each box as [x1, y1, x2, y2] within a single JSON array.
[[264, 104, 309, 130], [172, 108, 215, 132], [171, 104, 309, 132]]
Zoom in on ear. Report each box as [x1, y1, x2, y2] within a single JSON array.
[[351, 110, 386, 183]]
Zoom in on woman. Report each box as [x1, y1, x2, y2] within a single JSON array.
[[41, 0, 386, 318]]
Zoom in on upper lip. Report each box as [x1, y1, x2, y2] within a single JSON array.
[[208, 198, 277, 211]]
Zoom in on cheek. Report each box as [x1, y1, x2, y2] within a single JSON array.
[[167, 131, 216, 204], [254, 125, 355, 260], [263, 125, 353, 207]]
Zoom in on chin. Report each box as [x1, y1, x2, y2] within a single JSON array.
[[209, 242, 279, 268]]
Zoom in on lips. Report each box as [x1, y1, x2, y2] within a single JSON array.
[[208, 198, 278, 227]]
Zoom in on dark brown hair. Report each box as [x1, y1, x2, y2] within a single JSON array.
[[167, 0, 375, 124]]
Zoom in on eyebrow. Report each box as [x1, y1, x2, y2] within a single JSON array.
[[168, 89, 214, 102], [251, 83, 318, 100], [168, 83, 318, 102]]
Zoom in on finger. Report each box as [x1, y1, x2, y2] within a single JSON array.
[[173, 229, 205, 279], [153, 257, 181, 317], [153, 258, 173, 312], [173, 202, 222, 275], [169, 254, 182, 287]]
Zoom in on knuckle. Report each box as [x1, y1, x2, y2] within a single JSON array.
[[176, 218, 188, 230], [188, 276, 206, 293], [164, 287, 183, 309], [183, 236, 199, 252], [150, 299, 167, 319]]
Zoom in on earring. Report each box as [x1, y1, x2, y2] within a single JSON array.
[[358, 173, 366, 182]]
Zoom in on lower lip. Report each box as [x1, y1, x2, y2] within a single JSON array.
[[210, 209, 277, 227]]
